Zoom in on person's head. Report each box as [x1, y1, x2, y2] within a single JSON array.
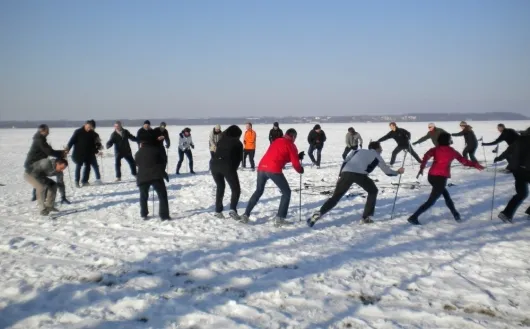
[[389, 122, 397, 131], [143, 120, 151, 129], [428, 123, 435, 131], [497, 123, 505, 133], [223, 125, 242, 138], [88, 120, 96, 129], [159, 122, 167, 131], [55, 158, 68, 172], [368, 141, 382, 154], [273, 122, 279, 129], [438, 132, 452, 146], [285, 128, 297, 141], [183, 127, 191, 136], [38, 124, 49, 136], [313, 124, 321, 132], [84, 120, 94, 132], [114, 121, 123, 131], [348, 127, 355, 134], [246, 122, 252, 131], [214, 124, 221, 133]]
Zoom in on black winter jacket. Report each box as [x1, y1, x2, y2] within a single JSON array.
[[378, 128, 411, 147], [24, 132, 64, 170], [451, 126, 478, 148], [307, 130, 327, 148], [107, 129, 137, 156], [483, 128, 519, 146], [67, 127, 98, 164], [136, 128, 157, 144], [210, 125, 243, 172], [269, 128, 284, 144], [153, 127, 170, 148], [135, 144, 166, 186]]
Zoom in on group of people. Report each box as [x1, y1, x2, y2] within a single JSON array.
[[22, 120, 530, 225]]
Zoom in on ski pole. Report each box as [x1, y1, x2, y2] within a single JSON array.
[[390, 151, 408, 220], [490, 145, 499, 220], [408, 142, 416, 170], [299, 174, 302, 222], [152, 186, 155, 215], [480, 137, 488, 168], [100, 153, 104, 180]]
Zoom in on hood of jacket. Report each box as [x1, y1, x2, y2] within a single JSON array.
[[224, 125, 242, 138]]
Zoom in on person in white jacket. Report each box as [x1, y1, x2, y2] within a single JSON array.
[[176, 127, 195, 174]]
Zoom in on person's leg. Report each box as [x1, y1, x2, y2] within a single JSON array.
[[501, 171, 529, 219], [211, 170, 226, 213], [342, 147, 351, 160], [317, 172, 356, 216], [115, 154, 123, 179], [316, 147, 322, 166], [390, 146, 403, 166], [185, 149, 194, 172], [308, 145, 316, 164], [242, 150, 248, 168], [139, 183, 150, 217], [410, 175, 445, 219], [462, 146, 470, 160], [153, 179, 169, 219], [244, 171, 268, 216], [176, 149, 184, 173], [124, 154, 137, 176], [224, 170, 241, 212], [268, 173, 292, 219], [353, 174, 378, 219], [249, 150, 255, 169], [43, 179, 58, 209], [408, 145, 422, 163], [469, 146, 478, 163], [82, 159, 92, 184], [75, 162, 82, 185], [91, 156, 101, 180], [24, 173, 46, 210]]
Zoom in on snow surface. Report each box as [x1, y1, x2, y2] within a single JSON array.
[[1, 121, 530, 329]]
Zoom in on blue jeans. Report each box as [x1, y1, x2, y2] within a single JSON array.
[[245, 171, 291, 219], [90, 156, 101, 180]]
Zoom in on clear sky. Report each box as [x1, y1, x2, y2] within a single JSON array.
[[1, 0, 529, 121]]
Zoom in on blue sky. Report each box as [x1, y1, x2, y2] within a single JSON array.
[[1, 0, 529, 120]]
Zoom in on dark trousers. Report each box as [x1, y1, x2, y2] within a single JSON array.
[[245, 171, 291, 219], [160, 146, 168, 168], [75, 160, 91, 183], [176, 149, 193, 173], [390, 145, 422, 165], [319, 172, 378, 219], [411, 175, 458, 219], [242, 149, 255, 168], [115, 153, 137, 178], [502, 170, 530, 218], [90, 156, 101, 180], [211, 168, 241, 213], [139, 179, 169, 218], [308, 145, 323, 166], [342, 146, 358, 160], [463, 145, 478, 163]]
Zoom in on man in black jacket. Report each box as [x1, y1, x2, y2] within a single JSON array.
[[66, 121, 99, 187], [107, 121, 137, 181], [24, 124, 68, 203], [269, 122, 283, 144], [497, 128, 530, 222], [153, 122, 170, 168], [88, 120, 103, 185], [307, 124, 327, 168], [483, 123, 520, 171], [210, 125, 244, 220], [135, 140, 170, 220], [377, 122, 422, 165]]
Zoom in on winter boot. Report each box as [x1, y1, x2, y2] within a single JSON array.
[[61, 197, 71, 205], [307, 212, 321, 228], [273, 216, 291, 227], [228, 210, 240, 221], [31, 189, 37, 201], [40, 208, 51, 216], [161, 216, 172, 221], [82, 182, 90, 187], [214, 212, 225, 219], [75, 182, 81, 188], [360, 217, 374, 224], [115, 178, 121, 182], [407, 216, 421, 225], [93, 179, 103, 186], [47, 207, 60, 212], [239, 214, 249, 224], [453, 212, 461, 222], [498, 212, 513, 223]]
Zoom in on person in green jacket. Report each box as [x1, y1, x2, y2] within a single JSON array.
[[413, 123, 449, 147]]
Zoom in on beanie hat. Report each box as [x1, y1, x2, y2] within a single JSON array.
[[215, 124, 221, 130], [348, 127, 354, 133], [160, 122, 166, 127], [460, 121, 467, 126], [144, 120, 151, 125], [88, 120, 96, 128], [313, 124, 321, 130], [273, 122, 279, 127]]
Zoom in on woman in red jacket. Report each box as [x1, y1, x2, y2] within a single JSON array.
[[408, 133, 484, 225]]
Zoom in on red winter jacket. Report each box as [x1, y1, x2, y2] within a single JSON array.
[[420, 145, 483, 178], [258, 136, 303, 174]]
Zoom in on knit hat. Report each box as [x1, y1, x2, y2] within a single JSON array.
[[313, 124, 321, 130], [215, 124, 221, 130], [348, 127, 354, 133], [88, 120, 96, 128], [460, 121, 467, 126], [144, 120, 151, 125], [273, 122, 279, 127], [160, 121, 166, 127], [38, 124, 49, 130]]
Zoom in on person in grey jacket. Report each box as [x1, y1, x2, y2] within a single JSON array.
[[342, 127, 363, 160], [24, 158, 69, 216], [209, 125, 222, 158], [308, 141, 405, 227], [176, 127, 195, 174], [412, 123, 448, 147]]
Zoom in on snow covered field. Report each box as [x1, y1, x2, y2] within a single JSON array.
[[1, 121, 530, 329]]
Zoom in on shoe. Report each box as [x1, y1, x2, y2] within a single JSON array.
[[214, 212, 225, 219], [307, 212, 321, 228], [31, 195, 37, 202], [407, 216, 420, 225], [250, 168, 255, 172], [190, 170, 196, 174], [228, 210, 240, 221], [61, 198, 71, 205], [239, 214, 249, 224], [274, 216, 291, 227], [316, 166, 321, 169], [164, 173, 169, 182], [141, 215, 149, 221], [40, 208, 50, 216], [175, 171, 180, 175], [47, 207, 60, 212], [75, 182, 81, 188], [161, 216, 172, 221], [82, 182, 90, 187], [360, 217, 374, 224], [115, 178, 121, 182], [453, 212, 461, 222], [498, 212, 512, 223], [92, 180, 103, 186]]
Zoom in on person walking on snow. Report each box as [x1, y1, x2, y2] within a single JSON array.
[[451, 121, 478, 162], [242, 122, 257, 170], [24, 124, 68, 203], [412, 123, 448, 147], [482, 123, 520, 172], [24, 158, 69, 216], [65, 121, 100, 187], [307, 124, 327, 168], [135, 140, 170, 220], [377, 122, 422, 165], [342, 127, 363, 160], [176, 127, 195, 174], [153, 122, 170, 167], [408, 133, 484, 225], [106, 121, 137, 181], [209, 125, 222, 159], [308, 141, 404, 227], [88, 120, 103, 184], [210, 125, 243, 220], [240, 128, 305, 227], [496, 128, 530, 223], [269, 122, 283, 144]]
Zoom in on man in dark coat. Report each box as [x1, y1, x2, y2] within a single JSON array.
[[153, 122, 170, 168], [106, 120, 137, 181], [135, 140, 170, 220], [413, 123, 448, 147], [307, 124, 327, 168], [87, 120, 103, 185], [66, 121, 98, 187], [483, 123, 520, 171], [451, 121, 478, 162], [24, 124, 68, 203], [210, 125, 244, 220], [496, 128, 530, 222], [377, 122, 422, 165], [269, 122, 283, 144]]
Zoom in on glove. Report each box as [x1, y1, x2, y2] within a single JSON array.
[[165, 144, 170, 149], [298, 151, 305, 160], [416, 169, 424, 179], [191, 144, 195, 149], [299, 167, 304, 174], [106, 142, 112, 149], [359, 144, 362, 149], [492, 149, 497, 154], [412, 142, 418, 146], [493, 157, 501, 163], [61, 196, 71, 205]]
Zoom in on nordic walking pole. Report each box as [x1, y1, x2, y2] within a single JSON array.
[[99, 153, 104, 180], [490, 145, 499, 220], [408, 142, 416, 171], [390, 151, 408, 220], [152, 187, 155, 215], [479, 137, 488, 168], [299, 174, 302, 222]]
